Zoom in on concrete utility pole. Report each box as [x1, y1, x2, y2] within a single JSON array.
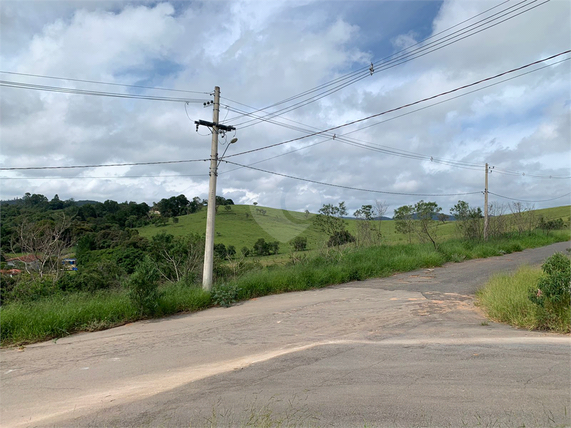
[[195, 86, 235, 291], [484, 163, 489, 241]]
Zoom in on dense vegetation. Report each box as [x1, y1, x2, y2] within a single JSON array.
[[478, 252, 571, 333], [1, 193, 569, 345]]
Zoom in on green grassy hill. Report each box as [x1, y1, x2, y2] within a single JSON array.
[[138, 205, 328, 253], [137, 204, 570, 257]]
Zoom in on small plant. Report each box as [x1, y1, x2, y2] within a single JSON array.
[[125, 256, 162, 316], [211, 283, 241, 308]]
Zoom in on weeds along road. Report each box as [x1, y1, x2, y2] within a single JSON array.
[[2, 241, 570, 428]]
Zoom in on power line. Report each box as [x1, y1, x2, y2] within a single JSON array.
[[219, 140, 329, 175], [488, 191, 571, 203], [5, 52, 569, 177], [224, 104, 483, 169], [0, 158, 209, 171], [491, 169, 571, 179], [222, 50, 571, 161], [0, 80, 209, 103], [224, 0, 549, 128], [0, 70, 211, 95], [221, 56, 571, 179], [222, 0, 520, 124], [0, 173, 209, 180], [222, 160, 482, 197]]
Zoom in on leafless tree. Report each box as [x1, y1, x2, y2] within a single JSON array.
[[488, 203, 509, 238], [509, 202, 536, 234], [12, 212, 73, 280], [375, 200, 389, 238]]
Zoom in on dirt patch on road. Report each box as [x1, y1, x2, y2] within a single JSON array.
[[411, 292, 479, 317]]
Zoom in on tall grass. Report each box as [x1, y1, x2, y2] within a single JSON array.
[[1, 284, 212, 346], [2, 231, 569, 345], [477, 266, 570, 333], [232, 243, 447, 300], [1, 290, 137, 344]]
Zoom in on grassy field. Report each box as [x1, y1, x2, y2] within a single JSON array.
[[137, 204, 569, 261], [137, 205, 465, 254]]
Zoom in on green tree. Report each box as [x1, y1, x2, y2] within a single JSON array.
[[126, 256, 162, 316], [313, 202, 349, 245], [253, 238, 269, 256], [354, 204, 381, 246], [49, 194, 64, 210], [413, 200, 442, 249], [450, 200, 483, 240], [290, 236, 308, 251], [394, 205, 415, 244]]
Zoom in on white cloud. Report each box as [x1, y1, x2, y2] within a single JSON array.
[[0, 0, 569, 216]]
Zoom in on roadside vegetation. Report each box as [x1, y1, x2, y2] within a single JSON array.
[[1, 193, 569, 345], [477, 252, 571, 333]]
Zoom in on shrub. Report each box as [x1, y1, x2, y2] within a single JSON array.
[[3, 275, 58, 303], [125, 256, 162, 316], [529, 252, 571, 309], [538, 216, 565, 235], [211, 283, 241, 307], [290, 236, 308, 251], [327, 230, 355, 247], [252, 238, 279, 256], [0, 275, 18, 304], [214, 243, 227, 259]]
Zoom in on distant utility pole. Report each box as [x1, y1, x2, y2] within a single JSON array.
[[195, 86, 235, 291], [484, 163, 489, 241]]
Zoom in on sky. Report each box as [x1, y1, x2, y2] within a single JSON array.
[[1, 0, 570, 217]]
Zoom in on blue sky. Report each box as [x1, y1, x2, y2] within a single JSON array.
[[0, 0, 569, 216]]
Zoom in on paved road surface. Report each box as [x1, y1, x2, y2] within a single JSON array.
[[2, 241, 570, 427]]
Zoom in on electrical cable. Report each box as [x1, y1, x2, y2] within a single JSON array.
[[222, 0, 522, 124], [221, 54, 570, 177], [5, 54, 569, 177], [0, 80, 208, 103], [488, 191, 571, 203], [0, 158, 210, 171], [0, 70, 211, 95], [222, 159, 482, 197], [224, 0, 549, 128], [0, 173, 209, 180], [218, 140, 329, 175], [222, 50, 571, 161]]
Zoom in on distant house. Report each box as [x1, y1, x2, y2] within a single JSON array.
[[6, 254, 40, 272], [62, 258, 78, 271], [0, 269, 22, 277]]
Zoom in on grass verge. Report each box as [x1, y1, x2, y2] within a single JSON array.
[[477, 266, 570, 333], [2, 231, 569, 346]]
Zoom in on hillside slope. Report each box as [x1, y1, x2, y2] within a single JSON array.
[[137, 204, 570, 254]]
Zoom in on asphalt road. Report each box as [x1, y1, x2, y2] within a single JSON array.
[[2, 241, 570, 428]]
